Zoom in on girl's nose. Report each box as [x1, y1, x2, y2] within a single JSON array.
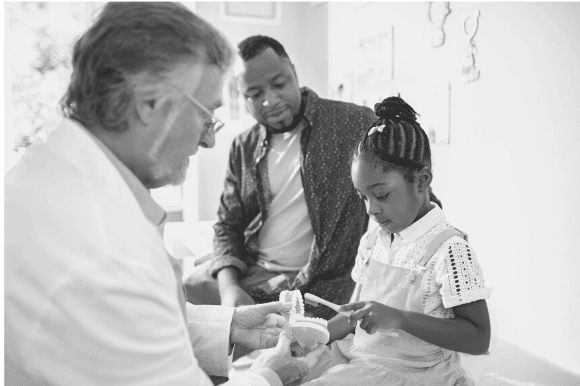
[[365, 200, 380, 217]]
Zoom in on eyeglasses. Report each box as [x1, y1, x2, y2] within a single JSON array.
[[163, 82, 225, 134]]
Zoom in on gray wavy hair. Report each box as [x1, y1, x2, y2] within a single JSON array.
[[60, 2, 234, 133]]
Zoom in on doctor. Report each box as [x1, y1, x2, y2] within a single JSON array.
[[5, 3, 317, 385]]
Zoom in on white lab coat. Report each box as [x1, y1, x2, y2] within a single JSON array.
[[4, 119, 275, 386]]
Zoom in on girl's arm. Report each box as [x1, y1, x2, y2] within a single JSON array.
[[326, 281, 361, 343], [342, 299, 490, 355], [398, 299, 490, 355], [327, 314, 355, 343]]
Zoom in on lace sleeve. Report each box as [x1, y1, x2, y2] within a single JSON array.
[[433, 236, 492, 308]]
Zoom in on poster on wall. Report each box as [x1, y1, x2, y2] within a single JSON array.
[[220, 2, 281, 25], [382, 83, 451, 145], [353, 26, 394, 104]]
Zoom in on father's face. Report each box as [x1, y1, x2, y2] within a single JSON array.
[[238, 48, 302, 131], [136, 61, 225, 189]]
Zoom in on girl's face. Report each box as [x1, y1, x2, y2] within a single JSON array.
[[352, 158, 428, 234]]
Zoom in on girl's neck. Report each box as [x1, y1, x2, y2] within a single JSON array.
[[413, 198, 435, 224]]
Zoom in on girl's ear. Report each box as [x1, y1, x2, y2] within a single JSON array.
[[416, 167, 433, 193]]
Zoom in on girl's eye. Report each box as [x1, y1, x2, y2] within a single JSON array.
[[376, 193, 389, 201], [274, 82, 285, 88]]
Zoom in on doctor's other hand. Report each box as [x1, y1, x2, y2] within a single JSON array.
[[340, 300, 403, 335], [220, 284, 256, 307], [251, 323, 317, 386], [230, 301, 293, 350]]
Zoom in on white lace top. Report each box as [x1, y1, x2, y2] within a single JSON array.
[[352, 204, 492, 318]]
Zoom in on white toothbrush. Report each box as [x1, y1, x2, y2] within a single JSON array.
[[305, 292, 399, 337], [304, 293, 351, 317]]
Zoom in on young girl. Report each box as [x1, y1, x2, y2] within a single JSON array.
[[302, 97, 492, 386]]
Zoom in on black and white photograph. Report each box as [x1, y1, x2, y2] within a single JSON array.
[[4, 2, 580, 385]]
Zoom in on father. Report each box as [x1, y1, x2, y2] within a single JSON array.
[[185, 35, 376, 319]]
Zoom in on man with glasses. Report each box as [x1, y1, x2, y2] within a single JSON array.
[[162, 80, 226, 134], [5, 3, 319, 385]]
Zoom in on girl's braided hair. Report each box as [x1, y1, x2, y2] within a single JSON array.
[[353, 96, 432, 182]]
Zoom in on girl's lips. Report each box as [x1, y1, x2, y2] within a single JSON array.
[[378, 220, 391, 228], [373, 217, 388, 225]]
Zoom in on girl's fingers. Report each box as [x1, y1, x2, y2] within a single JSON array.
[[350, 308, 367, 321], [338, 301, 366, 312], [359, 315, 369, 330]]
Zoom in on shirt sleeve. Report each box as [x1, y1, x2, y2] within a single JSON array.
[[186, 304, 235, 377], [433, 236, 493, 308], [24, 259, 216, 386], [186, 306, 282, 386]]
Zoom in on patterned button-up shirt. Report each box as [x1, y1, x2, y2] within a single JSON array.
[[211, 87, 376, 318]]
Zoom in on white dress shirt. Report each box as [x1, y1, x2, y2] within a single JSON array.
[[4, 118, 277, 385]]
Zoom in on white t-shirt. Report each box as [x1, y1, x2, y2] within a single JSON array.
[[257, 125, 314, 272]]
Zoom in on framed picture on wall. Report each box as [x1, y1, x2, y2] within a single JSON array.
[[220, 2, 281, 25], [354, 26, 394, 94]]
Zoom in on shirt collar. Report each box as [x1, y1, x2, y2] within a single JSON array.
[[87, 130, 167, 227], [397, 203, 445, 243], [301, 87, 319, 127]]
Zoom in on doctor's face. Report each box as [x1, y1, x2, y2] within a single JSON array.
[[237, 48, 302, 132], [139, 61, 225, 189]]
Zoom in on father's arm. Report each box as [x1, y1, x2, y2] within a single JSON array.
[[212, 139, 258, 305], [212, 139, 252, 275]]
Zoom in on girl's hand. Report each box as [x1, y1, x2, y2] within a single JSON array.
[[339, 301, 403, 335]]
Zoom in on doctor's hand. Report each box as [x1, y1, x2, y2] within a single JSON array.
[[250, 323, 324, 386], [340, 301, 403, 335], [230, 301, 292, 350]]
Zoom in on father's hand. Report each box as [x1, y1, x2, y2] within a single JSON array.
[[250, 323, 324, 386], [230, 301, 292, 349], [220, 285, 255, 307]]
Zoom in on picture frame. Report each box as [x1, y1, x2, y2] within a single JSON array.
[[220, 2, 282, 25], [353, 26, 394, 101]]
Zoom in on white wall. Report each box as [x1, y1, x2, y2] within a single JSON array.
[[328, 1, 580, 375], [183, 2, 329, 221]]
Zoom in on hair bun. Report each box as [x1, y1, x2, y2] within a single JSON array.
[[374, 96, 418, 123]]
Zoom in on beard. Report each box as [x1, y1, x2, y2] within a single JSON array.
[[264, 95, 306, 134], [146, 157, 190, 189]]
